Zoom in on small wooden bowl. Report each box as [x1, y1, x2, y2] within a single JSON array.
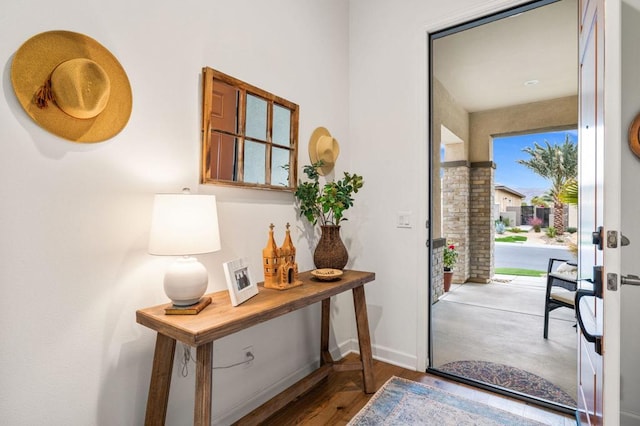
[[311, 268, 343, 281]]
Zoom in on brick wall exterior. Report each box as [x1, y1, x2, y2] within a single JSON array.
[[439, 161, 494, 286], [469, 163, 495, 282], [442, 162, 470, 283]]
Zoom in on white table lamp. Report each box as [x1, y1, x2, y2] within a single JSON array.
[[149, 188, 221, 306]]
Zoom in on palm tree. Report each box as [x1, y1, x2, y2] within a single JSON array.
[[559, 177, 579, 257], [559, 177, 578, 205], [517, 135, 577, 234], [530, 195, 549, 208]]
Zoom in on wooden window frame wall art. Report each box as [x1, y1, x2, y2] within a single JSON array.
[[201, 67, 299, 191]]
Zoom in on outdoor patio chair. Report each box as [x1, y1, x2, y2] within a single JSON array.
[[543, 258, 577, 339]]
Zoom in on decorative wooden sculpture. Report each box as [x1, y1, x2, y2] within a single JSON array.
[[262, 223, 303, 290]]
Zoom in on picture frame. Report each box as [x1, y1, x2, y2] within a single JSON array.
[[223, 258, 259, 306]]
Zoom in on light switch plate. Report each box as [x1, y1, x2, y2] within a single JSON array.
[[397, 211, 412, 228]]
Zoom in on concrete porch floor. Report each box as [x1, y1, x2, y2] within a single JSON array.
[[432, 274, 577, 404]]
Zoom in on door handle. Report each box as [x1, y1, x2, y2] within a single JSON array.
[[575, 289, 603, 355], [621, 274, 640, 286]]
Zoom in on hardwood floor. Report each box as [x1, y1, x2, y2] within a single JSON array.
[[252, 353, 576, 425]]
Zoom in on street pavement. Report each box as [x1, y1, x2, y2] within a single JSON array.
[[495, 242, 574, 271]]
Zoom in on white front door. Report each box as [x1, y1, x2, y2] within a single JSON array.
[[577, 0, 621, 424]]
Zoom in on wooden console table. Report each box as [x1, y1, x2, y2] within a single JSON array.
[[136, 270, 376, 425]]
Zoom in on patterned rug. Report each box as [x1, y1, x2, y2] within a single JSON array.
[[348, 376, 546, 425], [439, 360, 576, 407]]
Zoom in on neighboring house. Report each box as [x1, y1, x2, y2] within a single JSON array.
[[493, 185, 578, 229], [493, 185, 525, 226], [494, 185, 525, 212]]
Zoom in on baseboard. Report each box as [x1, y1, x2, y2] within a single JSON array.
[[335, 339, 418, 370], [212, 339, 418, 424], [336, 337, 359, 357], [358, 338, 418, 370]]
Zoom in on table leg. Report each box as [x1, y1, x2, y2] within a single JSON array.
[[194, 342, 213, 426], [320, 298, 333, 365], [352, 286, 376, 393], [145, 333, 176, 426]]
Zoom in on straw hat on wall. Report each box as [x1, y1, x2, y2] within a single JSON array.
[[308, 127, 340, 175], [11, 30, 132, 143]]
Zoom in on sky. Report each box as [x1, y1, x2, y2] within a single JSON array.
[[493, 130, 578, 200]]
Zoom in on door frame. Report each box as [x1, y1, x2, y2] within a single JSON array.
[[599, 0, 622, 422], [421, 0, 622, 421]]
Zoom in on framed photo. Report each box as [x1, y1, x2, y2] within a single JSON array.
[[223, 258, 258, 306]]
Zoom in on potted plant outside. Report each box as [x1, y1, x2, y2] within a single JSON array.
[[294, 161, 364, 270], [443, 244, 458, 292]]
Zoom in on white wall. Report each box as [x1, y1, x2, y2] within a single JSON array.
[[0, 1, 352, 424]]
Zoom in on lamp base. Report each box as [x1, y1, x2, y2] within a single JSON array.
[[163, 256, 209, 306]]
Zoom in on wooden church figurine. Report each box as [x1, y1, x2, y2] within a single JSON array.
[[262, 223, 303, 290]]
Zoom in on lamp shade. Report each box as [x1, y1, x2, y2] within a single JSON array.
[[148, 192, 221, 256]]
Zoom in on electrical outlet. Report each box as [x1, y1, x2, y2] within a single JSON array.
[[242, 346, 254, 368]]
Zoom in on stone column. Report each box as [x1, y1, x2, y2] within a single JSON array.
[[469, 162, 495, 282]]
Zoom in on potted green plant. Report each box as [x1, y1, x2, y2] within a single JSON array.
[[443, 243, 458, 292], [294, 161, 364, 270]]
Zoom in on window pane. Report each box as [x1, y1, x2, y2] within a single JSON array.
[[273, 105, 291, 146], [246, 94, 267, 140], [271, 147, 290, 187], [244, 141, 265, 184]]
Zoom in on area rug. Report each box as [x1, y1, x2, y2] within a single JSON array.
[[439, 360, 576, 407], [348, 376, 546, 425]]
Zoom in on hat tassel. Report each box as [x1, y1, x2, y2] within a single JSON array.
[[35, 78, 54, 109]]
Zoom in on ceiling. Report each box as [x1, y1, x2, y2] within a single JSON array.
[[433, 0, 577, 113]]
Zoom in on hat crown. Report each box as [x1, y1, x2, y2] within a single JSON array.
[[309, 127, 340, 175], [51, 58, 111, 119], [316, 135, 339, 166]]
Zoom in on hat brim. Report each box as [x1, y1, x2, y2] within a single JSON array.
[[11, 30, 132, 143], [309, 127, 338, 175]]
